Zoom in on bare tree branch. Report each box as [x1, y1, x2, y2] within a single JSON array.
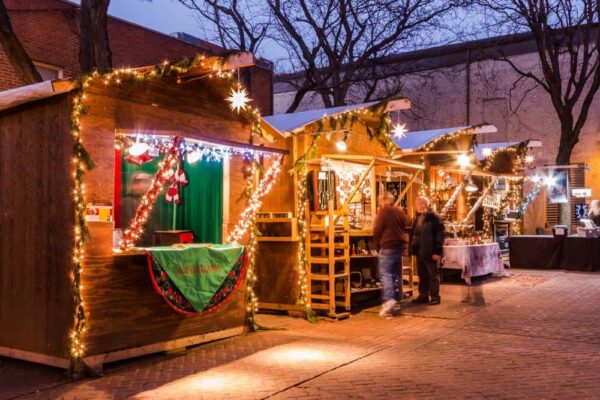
[[477, 0, 600, 165], [0, 0, 42, 84]]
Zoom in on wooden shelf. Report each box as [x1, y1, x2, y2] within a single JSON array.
[[349, 230, 373, 237], [350, 287, 381, 294], [350, 254, 377, 259], [255, 218, 295, 223], [257, 237, 299, 242]]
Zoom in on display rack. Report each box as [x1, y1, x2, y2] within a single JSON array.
[[306, 199, 351, 319]]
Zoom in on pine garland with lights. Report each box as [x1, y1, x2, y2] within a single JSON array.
[[226, 156, 283, 329], [68, 76, 96, 377]]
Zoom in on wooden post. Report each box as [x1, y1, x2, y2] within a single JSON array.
[[328, 199, 335, 316], [334, 159, 376, 224], [370, 167, 377, 222], [394, 170, 421, 207], [462, 177, 498, 224]]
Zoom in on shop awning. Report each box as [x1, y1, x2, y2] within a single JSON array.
[[393, 124, 496, 152], [263, 97, 411, 137], [474, 140, 542, 160]]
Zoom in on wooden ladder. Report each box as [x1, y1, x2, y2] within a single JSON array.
[[401, 256, 415, 298], [306, 199, 351, 319]]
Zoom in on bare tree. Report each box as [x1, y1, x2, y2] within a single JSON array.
[[80, 0, 112, 74], [268, 0, 461, 112], [0, 0, 42, 84], [177, 0, 271, 53], [477, 0, 600, 166]]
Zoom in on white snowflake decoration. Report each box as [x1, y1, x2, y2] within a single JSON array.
[[226, 87, 251, 113]]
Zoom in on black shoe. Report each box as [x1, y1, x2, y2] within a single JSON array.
[[411, 297, 429, 304], [429, 298, 441, 305]]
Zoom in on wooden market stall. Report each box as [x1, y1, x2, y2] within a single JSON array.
[[257, 99, 427, 318], [393, 125, 542, 284], [0, 52, 293, 373]]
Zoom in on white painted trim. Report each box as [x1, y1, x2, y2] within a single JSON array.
[[222, 157, 231, 242]]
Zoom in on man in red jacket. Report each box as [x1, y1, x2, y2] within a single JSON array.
[[373, 191, 410, 318]]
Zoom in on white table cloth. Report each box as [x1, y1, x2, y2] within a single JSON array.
[[442, 242, 507, 285]]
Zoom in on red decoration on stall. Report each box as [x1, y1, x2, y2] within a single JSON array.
[[165, 167, 188, 205], [124, 151, 155, 166], [119, 137, 183, 250]]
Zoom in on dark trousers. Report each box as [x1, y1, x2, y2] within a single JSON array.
[[416, 257, 440, 300]]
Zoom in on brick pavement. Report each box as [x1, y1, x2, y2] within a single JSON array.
[[1, 269, 599, 399]]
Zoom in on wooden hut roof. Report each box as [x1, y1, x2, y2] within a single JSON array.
[[393, 124, 497, 152], [0, 51, 255, 113], [262, 97, 411, 137]]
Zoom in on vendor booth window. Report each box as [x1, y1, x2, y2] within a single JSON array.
[[117, 151, 223, 246]]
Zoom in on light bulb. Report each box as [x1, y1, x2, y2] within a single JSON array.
[[543, 175, 556, 187], [482, 147, 493, 157], [128, 142, 149, 156], [392, 123, 407, 139], [457, 153, 471, 168], [187, 149, 201, 164], [465, 183, 478, 192], [336, 139, 347, 152]]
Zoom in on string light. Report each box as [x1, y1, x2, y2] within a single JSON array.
[[525, 154, 535, 164], [117, 134, 274, 163], [224, 157, 283, 329], [128, 141, 149, 157], [227, 157, 283, 244], [457, 153, 471, 169], [68, 75, 94, 376], [119, 138, 182, 250], [64, 54, 269, 374], [335, 132, 349, 152]]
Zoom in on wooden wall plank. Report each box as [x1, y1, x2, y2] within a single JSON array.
[[83, 222, 245, 355], [0, 95, 74, 358]]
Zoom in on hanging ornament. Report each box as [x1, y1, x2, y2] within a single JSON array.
[[125, 151, 155, 165], [392, 123, 407, 139], [165, 166, 188, 205], [226, 87, 251, 113]]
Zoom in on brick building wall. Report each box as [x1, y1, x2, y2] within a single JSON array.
[[1, 0, 273, 114], [273, 39, 600, 232]]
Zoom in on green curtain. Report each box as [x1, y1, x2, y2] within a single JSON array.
[[121, 155, 172, 246], [176, 158, 223, 244], [121, 155, 223, 245]]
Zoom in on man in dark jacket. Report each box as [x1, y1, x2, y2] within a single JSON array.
[[373, 191, 411, 318], [409, 196, 445, 305]]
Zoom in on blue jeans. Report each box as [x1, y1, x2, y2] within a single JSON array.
[[378, 248, 403, 302]]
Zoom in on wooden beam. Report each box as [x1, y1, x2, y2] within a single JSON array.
[[461, 177, 498, 224], [395, 150, 467, 157], [335, 159, 376, 224], [116, 129, 288, 155], [394, 171, 421, 207], [84, 326, 244, 373], [319, 154, 424, 170]]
